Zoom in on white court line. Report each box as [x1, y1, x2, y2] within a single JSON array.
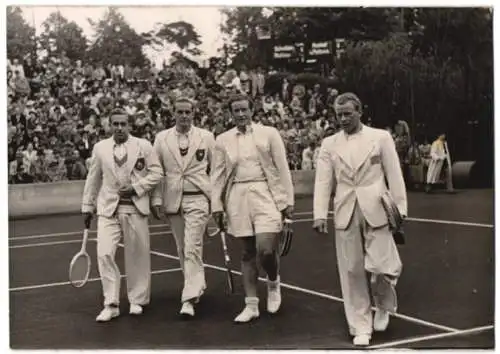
[[12, 212, 491, 244], [9, 231, 172, 249], [10, 230, 87, 240], [9, 267, 182, 292], [10, 211, 493, 242], [9, 225, 225, 244], [143, 247, 460, 334], [9, 225, 218, 249], [367, 324, 494, 349], [403, 217, 493, 229], [294, 211, 494, 229], [9, 223, 171, 241], [10, 239, 91, 249]]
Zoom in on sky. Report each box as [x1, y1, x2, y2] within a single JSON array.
[[19, 6, 227, 67]]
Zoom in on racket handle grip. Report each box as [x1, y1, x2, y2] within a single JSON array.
[[83, 213, 92, 229]]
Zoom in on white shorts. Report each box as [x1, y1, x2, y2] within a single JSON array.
[[226, 181, 283, 237]]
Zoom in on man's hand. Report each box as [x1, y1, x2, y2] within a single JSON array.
[[83, 212, 93, 229], [212, 211, 225, 230], [119, 186, 136, 198], [281, 205, 294, 220], [313, 219, 328, 234], [151, 205, 163, 220]]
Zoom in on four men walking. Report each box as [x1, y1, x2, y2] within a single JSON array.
[[81, 92, 407, 346]]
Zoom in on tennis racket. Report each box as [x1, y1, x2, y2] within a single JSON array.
[[279, 218, 293, 257], [69, 224, 92, 288], [381, 191, 405, 245], [209, 228, 234, 294]]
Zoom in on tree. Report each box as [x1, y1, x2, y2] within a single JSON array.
[[409, 7, 493, 168], [7, 6, 36, 61], [219, 7, 269, 68], [145, 20, 203, 57], [267, 7, 394, 42], [38, 11, 87, 62], [87, 7, 149, 67], [220, 7, 397, 69]]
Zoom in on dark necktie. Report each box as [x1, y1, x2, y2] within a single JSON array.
[[114, 144, 127, 167], [178, 133, 189, 157]]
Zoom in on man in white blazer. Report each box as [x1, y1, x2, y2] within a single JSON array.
[[313, 93, 407, 346], [152, 97, 215, 318], [81, 108, 162, 322], [211, 94, 294, 323]]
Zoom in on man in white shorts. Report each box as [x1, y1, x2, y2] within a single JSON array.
[[211, 94, 294, 323]]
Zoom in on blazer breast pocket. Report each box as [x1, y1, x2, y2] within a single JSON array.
[[370, 154, 382, 165]]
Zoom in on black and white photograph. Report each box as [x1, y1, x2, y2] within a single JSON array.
[[5, 3, 495, 350]]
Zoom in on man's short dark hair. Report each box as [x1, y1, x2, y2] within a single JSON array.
[[226, 94, 253, 111], [109, 108, 129, 123], [173, 96, 196, 110], [325, 127, 336, 136]]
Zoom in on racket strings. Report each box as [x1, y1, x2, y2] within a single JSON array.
[[70, 254, 90, 287]]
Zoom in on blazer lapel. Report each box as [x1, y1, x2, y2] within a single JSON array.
[[225, 130, 239, 167], [353, 133, 377, 173], [250, 125, 268, 168], [222, 132, 239, 210], [335, 134, 354, 171], [182, 128, 203, 170], [106, 138, 120, 187], [165, 129, 183, 169], [334, 127, 377, 173]]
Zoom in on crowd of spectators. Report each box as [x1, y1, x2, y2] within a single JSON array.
[[7, 52, 430, 185]]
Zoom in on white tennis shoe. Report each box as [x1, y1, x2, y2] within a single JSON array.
[[96, 306, 120, 322], [267, 276, 281, 314], [180, 302, 195, 317], [234, 297, 259, 323], [353, 334, 371, 346], [129, 304, 143, 315], [373, 308, 390, 332]]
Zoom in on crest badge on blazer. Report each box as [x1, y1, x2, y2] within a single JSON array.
[[135, 157, 145, 171], [195, 149, 205, 161]]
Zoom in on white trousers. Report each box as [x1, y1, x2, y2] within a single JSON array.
[[97, 208, 151, 307], [335, 203, 402, 336], [167, 194, 209, 303]]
